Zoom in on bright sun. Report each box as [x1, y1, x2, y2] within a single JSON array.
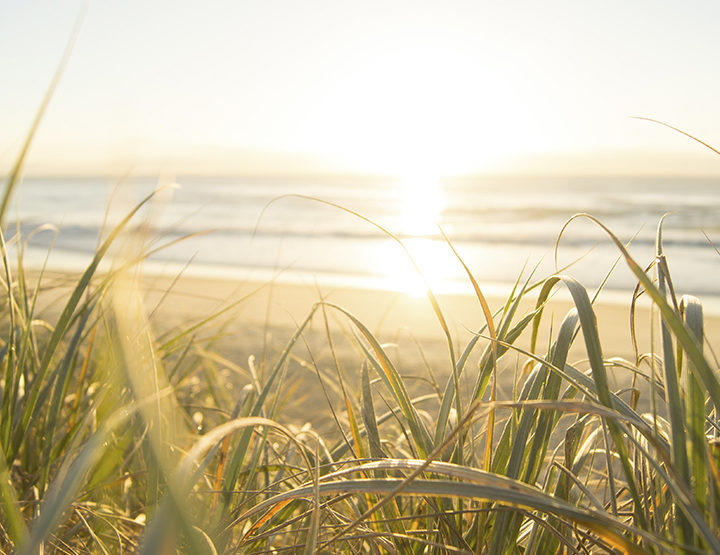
[[380, 174, 454, 297]]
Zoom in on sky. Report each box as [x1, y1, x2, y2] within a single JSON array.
[[2, 0, 720, 177]]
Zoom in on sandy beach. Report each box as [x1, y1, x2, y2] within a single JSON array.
[[140, 272, 720, 420], [31, 267, 720, 431], [137, 270, 720, 359]]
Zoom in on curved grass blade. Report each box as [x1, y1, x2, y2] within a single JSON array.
[[320, 302, 433, 458], [561, 214, 720, 416], [140, 417, 312, 555], [489, 307, 579, 552], [631, 117, 720, 157], [239, 477, 658, 554], [437, 224, 497, 468], [655, 217, 694, 546], [529, 275, 645, 527]]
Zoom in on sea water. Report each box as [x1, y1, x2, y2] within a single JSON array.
[[6, 174, 720, 302]]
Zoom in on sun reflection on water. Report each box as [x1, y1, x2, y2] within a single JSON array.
[[400, 173, 444, 237], [379, 238, 455, 297], [380, 174, 452, 297]]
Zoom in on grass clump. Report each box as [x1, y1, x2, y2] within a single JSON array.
[[0, 179, 719, 555]]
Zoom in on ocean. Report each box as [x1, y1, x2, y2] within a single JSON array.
[[6, 174, 720, 303]]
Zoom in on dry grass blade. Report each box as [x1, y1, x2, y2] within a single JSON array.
[[437, 224, 498, 455], [632, 116, 720, 157]]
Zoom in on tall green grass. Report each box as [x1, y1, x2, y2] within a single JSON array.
[[0, 176, 719, 553]]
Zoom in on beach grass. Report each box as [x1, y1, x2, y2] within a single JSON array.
[[3, 12, 720, 550], [0, 178, 720, 554], [3, 56, 720, 551]]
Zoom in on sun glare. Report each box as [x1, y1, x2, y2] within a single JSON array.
[[378, 174, 453, 297], [379, 238, 454, 297], [400, 174, 443, 237]]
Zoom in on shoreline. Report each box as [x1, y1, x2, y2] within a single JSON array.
[[25, 243, 720, 314]]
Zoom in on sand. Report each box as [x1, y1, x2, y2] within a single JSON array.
[[32, 269, 720, 430], [137, 271, 720, 359]]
